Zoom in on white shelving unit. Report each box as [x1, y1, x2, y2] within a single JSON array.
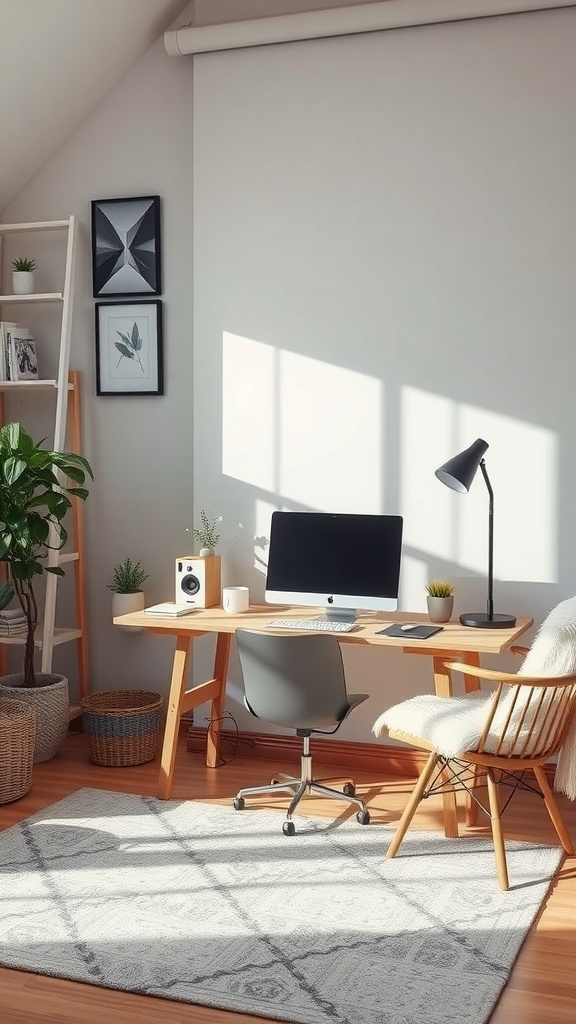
[[0, 216, 89, 717]]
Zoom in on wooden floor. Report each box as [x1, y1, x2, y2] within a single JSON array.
[[0, 733, 575, 1024]]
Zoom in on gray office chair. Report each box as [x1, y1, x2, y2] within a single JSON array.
[[232, 628, 371, 835]]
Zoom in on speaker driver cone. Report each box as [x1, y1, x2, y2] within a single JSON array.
[[181, 574, 200, 596]]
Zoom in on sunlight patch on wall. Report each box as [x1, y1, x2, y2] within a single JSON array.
[[222, 333, 276, 491], [401, 386, 557, 583], [222, 332, 382, 512]]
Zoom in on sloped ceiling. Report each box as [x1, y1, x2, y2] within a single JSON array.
[[0, 0, 190, 213]]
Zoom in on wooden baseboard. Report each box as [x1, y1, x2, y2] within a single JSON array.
[[186, 725, 438, 777], [184, 724, 557, 783]]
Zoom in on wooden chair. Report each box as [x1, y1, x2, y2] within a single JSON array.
[[382, 662, 576, 889]]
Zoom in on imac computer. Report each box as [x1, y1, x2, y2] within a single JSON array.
[[265, 511, 404, 622]]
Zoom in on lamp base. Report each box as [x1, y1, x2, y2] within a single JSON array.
[[459, 612, 517, 629]]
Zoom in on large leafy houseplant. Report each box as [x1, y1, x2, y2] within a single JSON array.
[[0, 422, 93, 688]]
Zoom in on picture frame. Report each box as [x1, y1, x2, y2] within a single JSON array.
[[95, 301, 163, 396], [91, 195, 161, 297]]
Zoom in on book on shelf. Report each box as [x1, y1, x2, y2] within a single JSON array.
[[0, 608, 27, 636], [0, 321, 18, 380], [0, 622, 27, 636], [0, 322, 38, 380], [11, 327, 38, 380]]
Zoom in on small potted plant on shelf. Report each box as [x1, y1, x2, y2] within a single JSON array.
[[108, 557, 149, 630], [425, 579, 455, 623], [0, 421, 93, 761], [11, 256, 37, 295]]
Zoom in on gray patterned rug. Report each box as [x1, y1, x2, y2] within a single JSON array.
[[0, 788, 563, 1024]]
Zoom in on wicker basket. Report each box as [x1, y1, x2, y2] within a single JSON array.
[[81, 689, 163, 767], [0, 698, 36, 803]]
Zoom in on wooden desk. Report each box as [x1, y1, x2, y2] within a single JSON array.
[[113, 605, 533, 835]]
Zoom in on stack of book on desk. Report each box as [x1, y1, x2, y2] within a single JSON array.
[[0, 605, 27, 636]]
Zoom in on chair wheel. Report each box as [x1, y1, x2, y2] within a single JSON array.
[[282, 820, 296, 836], [356, 809, 370, 825], [233, 796, 245, 810], [343, 783, 356, 797]]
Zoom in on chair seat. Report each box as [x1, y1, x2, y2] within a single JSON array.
[[373, 689, 492, 758]]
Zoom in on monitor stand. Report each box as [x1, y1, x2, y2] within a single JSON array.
[[325, 607, 357, 623]]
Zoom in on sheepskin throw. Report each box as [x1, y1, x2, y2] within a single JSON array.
[[373, 596, 576, 800]]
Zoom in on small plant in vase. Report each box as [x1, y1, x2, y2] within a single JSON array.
[[192, 509, 222, 556], [11, 256, 37, 295], [425, 579, 455, 624], [109, 558, 149, 630], [108, 558, 149, 595]]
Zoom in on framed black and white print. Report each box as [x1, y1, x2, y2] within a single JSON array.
[[95, 301, 164, 396], [91, 195, 161, 297]]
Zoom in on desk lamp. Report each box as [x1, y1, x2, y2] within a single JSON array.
[[435, 438, 516, 628]]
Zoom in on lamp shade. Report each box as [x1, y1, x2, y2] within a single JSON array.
[[435, 438, 489, 493]]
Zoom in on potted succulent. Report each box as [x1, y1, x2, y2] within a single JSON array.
[[11, 256, 37, 295], [425, 579, 455, 623], [0, 422, 93, 761], [108, 557, 149, 631]]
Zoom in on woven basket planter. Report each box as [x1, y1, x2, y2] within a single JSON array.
[[0, 674, 69, 763], [81, 689, 163, 767], [0, 698, 36, 803]]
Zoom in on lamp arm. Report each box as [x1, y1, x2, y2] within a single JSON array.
[[479, 459, 494, 620]]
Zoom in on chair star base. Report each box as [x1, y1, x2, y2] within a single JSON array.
[[232, 737, 370, 834]]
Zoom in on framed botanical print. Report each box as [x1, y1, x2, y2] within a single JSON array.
[[91, 195, 161, 297], [95, 301, 163, 396]]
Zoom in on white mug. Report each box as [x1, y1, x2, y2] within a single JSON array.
[[222, 586, 250, 614]]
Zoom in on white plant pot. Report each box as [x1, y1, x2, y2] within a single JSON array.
[[12, 271, 34, 295], [112, 591, 145, 633]]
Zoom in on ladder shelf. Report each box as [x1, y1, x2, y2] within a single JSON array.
[[0, 215, 89, 713]]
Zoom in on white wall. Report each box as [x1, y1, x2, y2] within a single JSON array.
[[191, 4, 576, 739], [3, 1, 576, 745]]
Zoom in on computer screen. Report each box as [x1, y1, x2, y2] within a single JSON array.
[[265, 511, 404, 621]]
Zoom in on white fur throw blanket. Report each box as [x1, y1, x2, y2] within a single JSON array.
[[372, 596, 576, 800]]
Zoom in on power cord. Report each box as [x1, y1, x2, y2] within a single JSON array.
[[203, 711, 256, 766]]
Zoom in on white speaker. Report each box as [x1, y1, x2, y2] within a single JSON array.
[[175, 555, 221, 609]]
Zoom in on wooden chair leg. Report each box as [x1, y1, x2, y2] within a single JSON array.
[[387, 750, 439, 860], [486, 768, 509, 890], [534, 766, 575, 855]]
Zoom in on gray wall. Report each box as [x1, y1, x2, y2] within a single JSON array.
[[3, 1, 576, 741]]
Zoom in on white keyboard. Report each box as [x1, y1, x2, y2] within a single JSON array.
[[267, 617, 357, 633]]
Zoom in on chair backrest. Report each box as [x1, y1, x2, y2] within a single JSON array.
[[480, 673, 576, 759], [482, 596, 576, 759], [235, 629, 352, 731]]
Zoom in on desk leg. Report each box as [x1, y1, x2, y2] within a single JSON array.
[[462, 651, 481, 827], [158, 635, 193, 800], [206, 632, 232, 768], [433, 655, 459, 839]]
